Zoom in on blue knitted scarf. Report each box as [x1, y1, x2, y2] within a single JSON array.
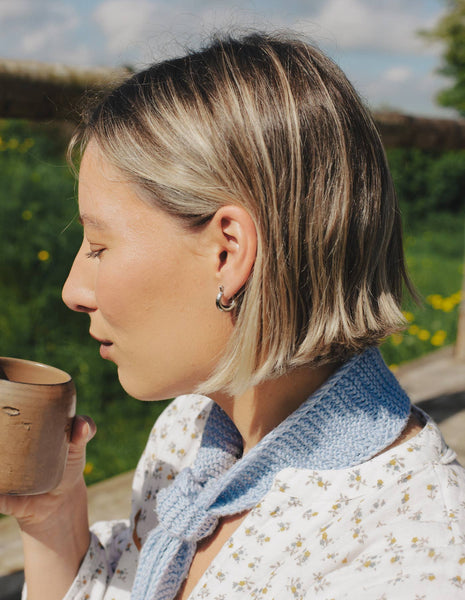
[[131, 347, 410, 600]]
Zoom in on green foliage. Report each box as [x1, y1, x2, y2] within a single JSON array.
[[387, 149, 434, 221], [386, 148, 465, 222], [428, 151, 465, 212], [420, 0, 465, 115]]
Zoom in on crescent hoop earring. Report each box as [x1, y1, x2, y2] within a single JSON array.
[[216, 285, 236, 312]]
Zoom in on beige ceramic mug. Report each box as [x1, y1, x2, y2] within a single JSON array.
[[0, 357, 76, 495]]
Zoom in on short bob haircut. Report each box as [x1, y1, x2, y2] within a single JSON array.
[[70, 32, 414, 396]]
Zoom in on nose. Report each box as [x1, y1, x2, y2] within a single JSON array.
[[62, 238, 98, 313]]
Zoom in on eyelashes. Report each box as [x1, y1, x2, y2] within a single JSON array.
[[86, 249, 105, 259]]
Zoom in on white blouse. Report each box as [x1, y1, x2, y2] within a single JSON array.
[[58, 394, 465, 600]]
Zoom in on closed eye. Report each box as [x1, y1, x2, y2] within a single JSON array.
[[86, 249, 105, 259]]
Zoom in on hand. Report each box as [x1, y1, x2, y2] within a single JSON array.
[[0, 416, 97, 600], [0, 415, 96, 528]]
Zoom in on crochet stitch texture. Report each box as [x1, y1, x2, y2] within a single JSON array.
[[131, 347, 411, 600]]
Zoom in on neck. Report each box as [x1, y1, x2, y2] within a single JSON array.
[[211, 362, 339, 454]]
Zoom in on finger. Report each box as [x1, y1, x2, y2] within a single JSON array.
[[70, 415, 97, 447]]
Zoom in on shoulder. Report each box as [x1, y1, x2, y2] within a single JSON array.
[[275, 407, 465, 521], [238, 414, 465, 598]]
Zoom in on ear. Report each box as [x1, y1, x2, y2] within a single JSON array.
[[208, 205, 257, 302]]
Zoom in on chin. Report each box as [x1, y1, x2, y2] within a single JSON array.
[[117, 369, 189, 402], [119, 380, 171, 402]]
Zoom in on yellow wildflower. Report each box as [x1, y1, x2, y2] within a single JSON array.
[[38, 250, 50, 261], [417, 329, 430, 341], [83, 462, 93, 475], [431, 330, 447, 347], [427, 294, 443, 310], [441, 298, 455, 312]]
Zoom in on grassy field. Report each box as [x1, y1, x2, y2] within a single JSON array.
[[380, 212, 464, 368]]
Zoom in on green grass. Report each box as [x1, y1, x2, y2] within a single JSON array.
[[380, 212, 464, 367]]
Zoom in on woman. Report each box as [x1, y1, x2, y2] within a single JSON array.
[[2, 32, 464, 600]]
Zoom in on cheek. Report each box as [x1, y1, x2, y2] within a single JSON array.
[[94, 250, 181, 325], [94, 258, 139, 322]]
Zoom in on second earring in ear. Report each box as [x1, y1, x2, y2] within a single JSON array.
[[216, 285, 236, 312]]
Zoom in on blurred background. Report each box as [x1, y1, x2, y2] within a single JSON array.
[[0, 0, 464, 486]]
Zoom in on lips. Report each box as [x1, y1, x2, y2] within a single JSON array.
[[89, 332, 114, 360], [99, 343, 113, 360], [90, 332, 113, 345]]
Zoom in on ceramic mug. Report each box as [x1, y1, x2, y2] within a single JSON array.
[[0, 357, 76, 495]]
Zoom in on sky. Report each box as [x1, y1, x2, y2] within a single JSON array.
[[0, 0, 458, 118]]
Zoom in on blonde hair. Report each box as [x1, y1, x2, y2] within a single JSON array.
[[70, 32, 415, 395]]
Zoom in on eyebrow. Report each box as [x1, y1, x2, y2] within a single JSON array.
[[78, 213, 107, 230]]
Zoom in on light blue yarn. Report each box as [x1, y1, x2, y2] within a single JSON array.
[[131, 347, 411, 600]]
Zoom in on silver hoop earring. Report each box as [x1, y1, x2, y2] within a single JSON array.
[[216, 285, 236, 312]]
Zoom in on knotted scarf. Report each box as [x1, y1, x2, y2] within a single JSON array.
[[131, 347, 410, 600]]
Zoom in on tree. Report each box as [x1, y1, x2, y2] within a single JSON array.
[[421, 0, 465, 116]]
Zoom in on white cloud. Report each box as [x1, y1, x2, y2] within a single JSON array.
[[90, 0, 447, 66], [0, 0, 447, 65], [92, 0, 208, 64], [0, 0, 89, 64], [384, 66, 413, 84], [0, 0, 45, 20], [91, 0, 278, 64], [93, 0, 159, 54], [299, 0, 442, 56], [363, 66, 456, 117], [20, 12, 79, 55]]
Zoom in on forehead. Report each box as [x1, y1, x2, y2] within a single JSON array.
[[78, 212, 107, 230], [79, 143, 125, 197], [77, 143, 187, 243], [77, 144, 137, 228]]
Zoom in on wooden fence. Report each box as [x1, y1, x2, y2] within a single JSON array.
[[1, 57, 464, 358]]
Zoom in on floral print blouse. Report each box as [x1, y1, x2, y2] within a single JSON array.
[[55, 394, 465, 600]]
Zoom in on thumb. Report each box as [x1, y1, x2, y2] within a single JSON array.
[[70, 415, 97, 448]]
